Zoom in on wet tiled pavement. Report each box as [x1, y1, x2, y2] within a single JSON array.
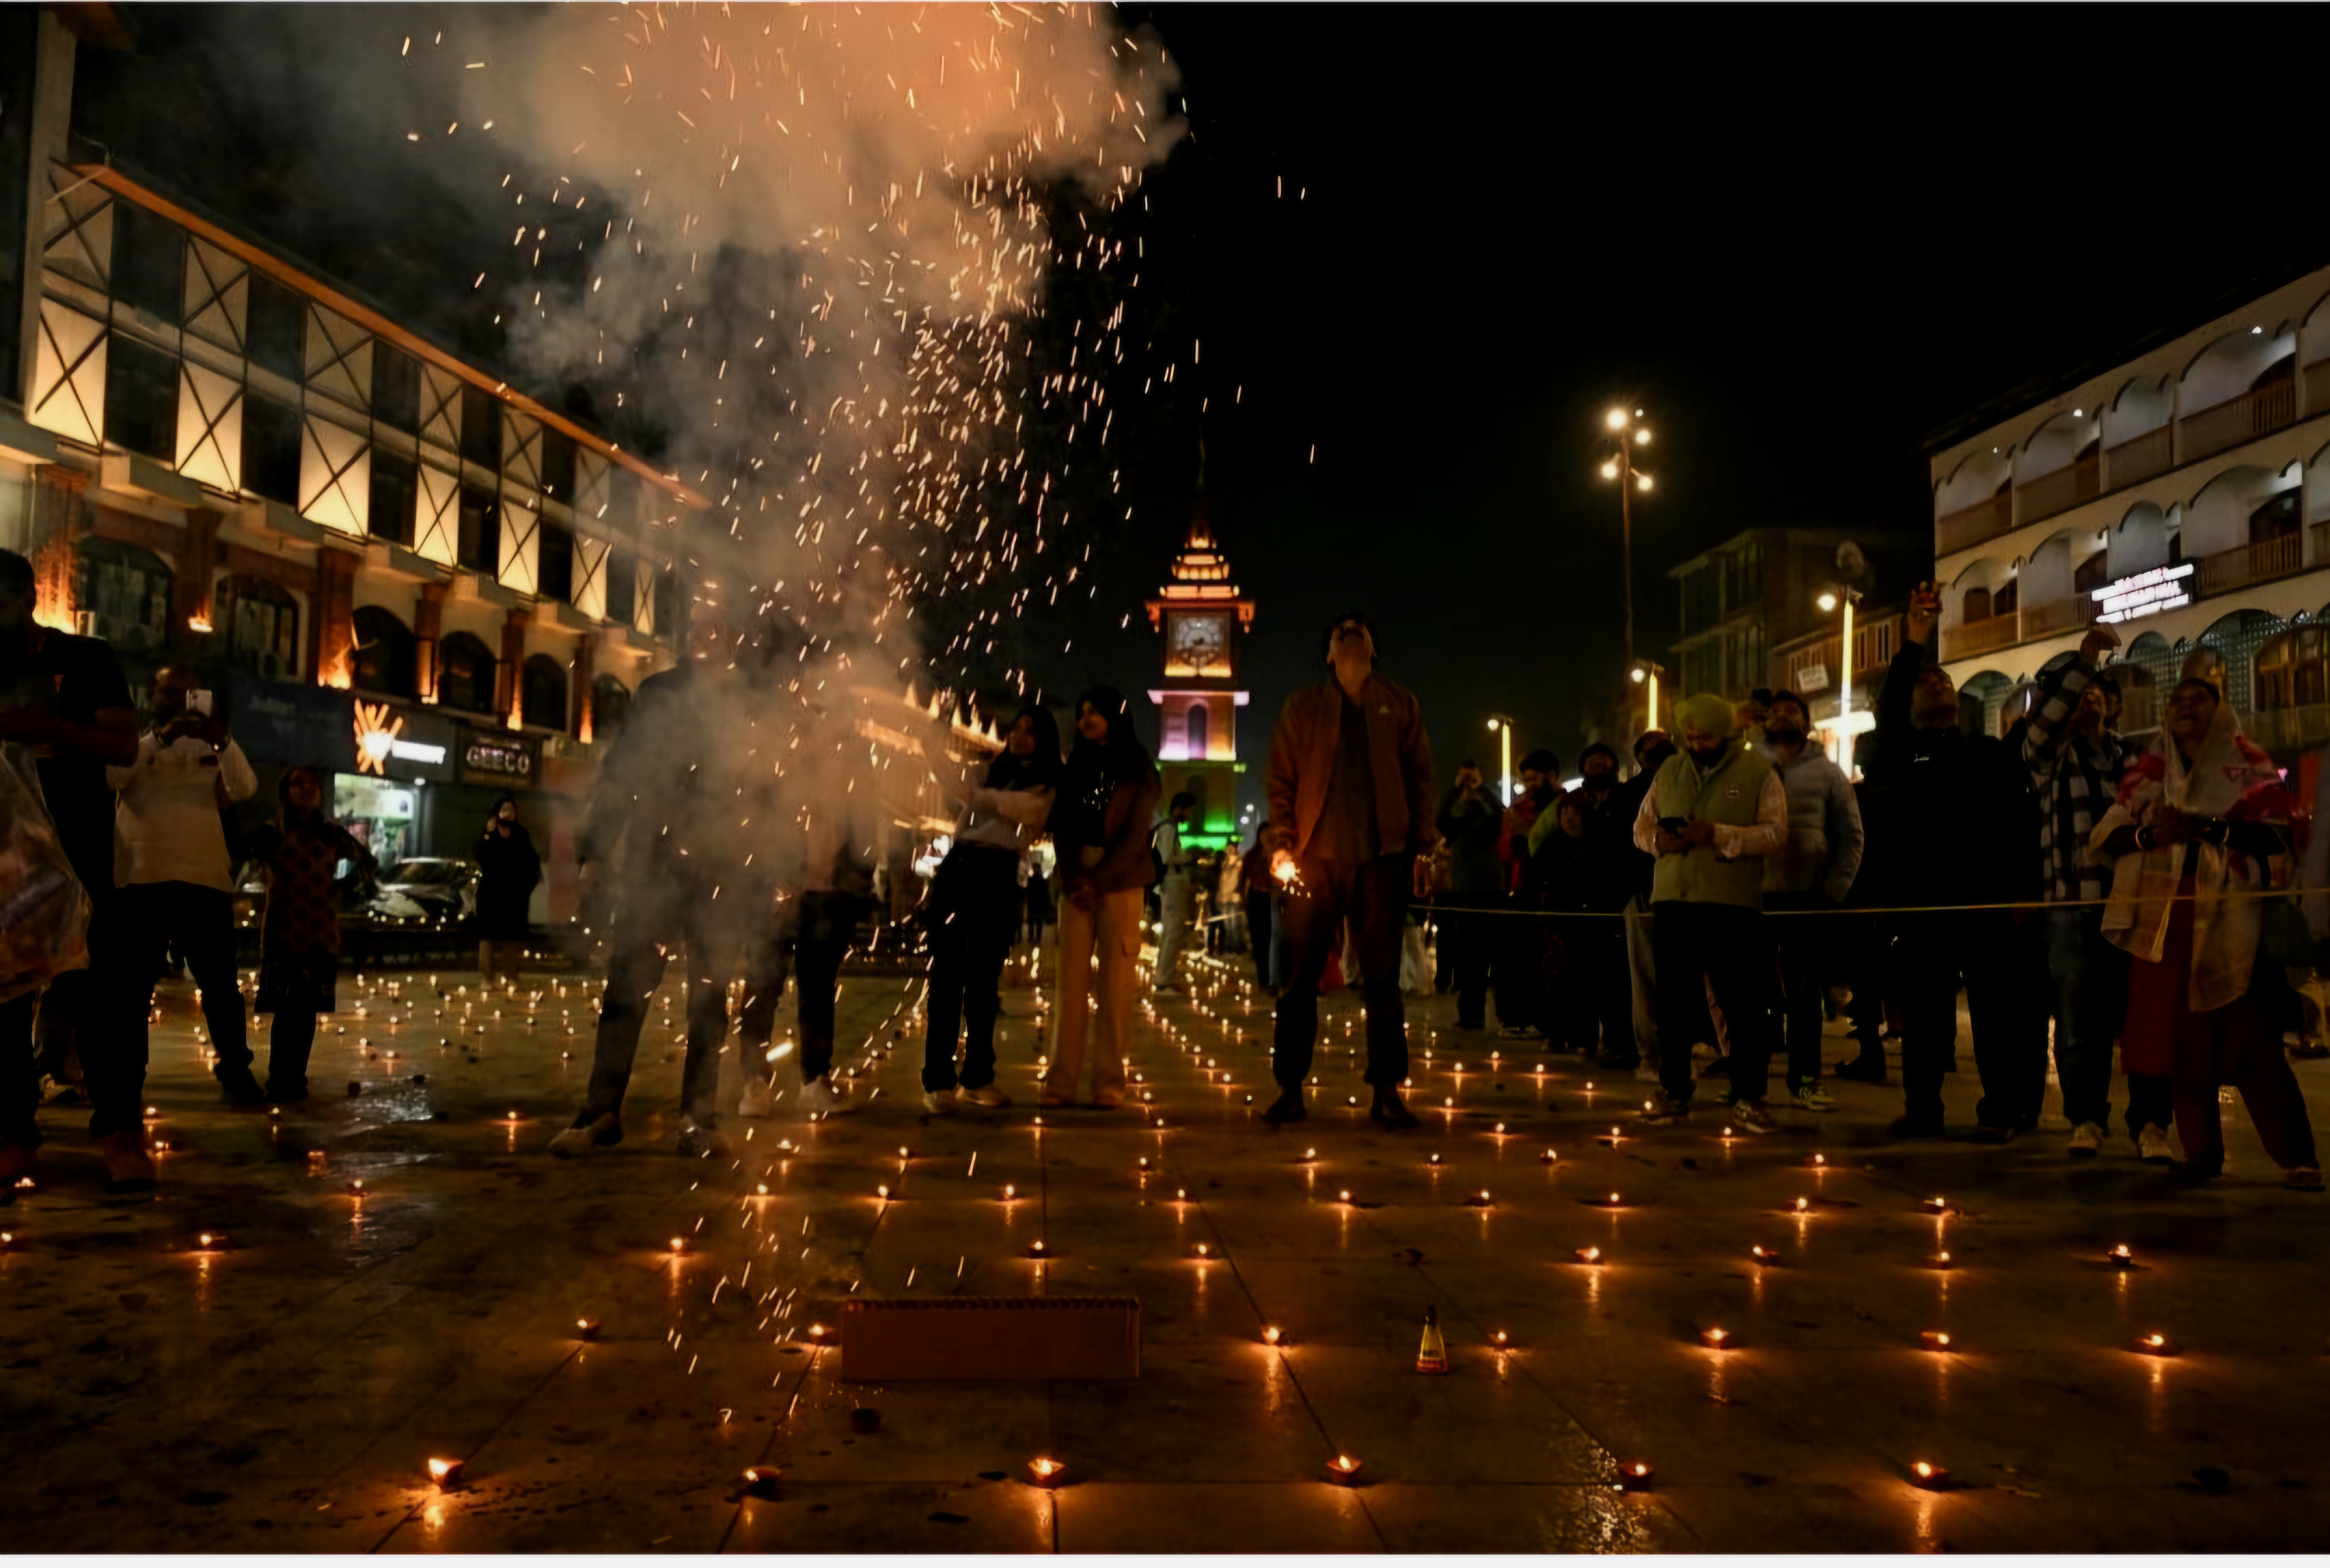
[[5, 948, 2326, 1552]]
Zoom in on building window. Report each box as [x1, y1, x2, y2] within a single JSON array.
[[102, 334, 179, 462], [457, 484, 498, 573], [351, 605, 416, 697], [1184, 703, 1209, 760], [245, 273, 304, 382], [604, 547, 636, 624], [74, 538, 172, 655], [242, 391, 303, 504], [2251, 490, 2301, 545], [372, 342, 421, 432], [212, 573, 299, 678], [650, 567, 676, 636], [591, 674, 631, 740], [540, 428, 577, 501], [369, 446, 417, 547], [521, 653, 568, 731], [536, 517, 573, 602], [111, 203, 184, 324], [2074, 549, 2110, 596], [2255, 628, 2329, 711], [437, 632, 496, 715], [459, 384, 500, 470], [1995, 579, 2019, 616]]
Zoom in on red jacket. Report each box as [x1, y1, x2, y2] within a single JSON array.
[[1264, 673, 1438, 863]]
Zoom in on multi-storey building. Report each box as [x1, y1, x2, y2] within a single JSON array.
[[1927, 259, 2330, 752], [1144, 507, 1253, 851], [1, 10, 693, 918]]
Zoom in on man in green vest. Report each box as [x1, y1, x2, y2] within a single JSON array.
[[1631, 692, 1790, 1132]]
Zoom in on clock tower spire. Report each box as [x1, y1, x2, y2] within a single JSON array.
[[1145, 497, 1255, 851]]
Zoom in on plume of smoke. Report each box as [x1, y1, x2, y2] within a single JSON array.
[[456, 4, 1180, 975]]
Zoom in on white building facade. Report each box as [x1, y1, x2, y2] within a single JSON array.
[[1929, 260, 2330, 753]]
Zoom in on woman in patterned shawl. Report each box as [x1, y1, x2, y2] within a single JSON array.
[[2090, 677, 2320, 1189], [246, 766, 375, 1103]]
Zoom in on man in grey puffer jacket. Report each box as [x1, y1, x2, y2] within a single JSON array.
[[1758, 691, 1865, 1112]]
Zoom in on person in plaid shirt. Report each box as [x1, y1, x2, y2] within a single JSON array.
[[2015, 625, 2167, 1161]]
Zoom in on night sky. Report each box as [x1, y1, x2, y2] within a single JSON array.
[[71, 5, 2330, 821]]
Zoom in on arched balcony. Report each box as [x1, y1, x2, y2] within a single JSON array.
[[2185, 464, 2303, 596], [2180, 327, 2298, 464], [1935, 449, 2014, 554], [2018, 529, 2107, 640], [2013, 410, 2101, 527], [1942, 558, 2019, 661], [2102, 375, 2175, 489]]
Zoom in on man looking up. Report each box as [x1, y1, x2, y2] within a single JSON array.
[[1263, 612, 1436, 1129], [1633, 693, 1787, 1132], [111, 664, 262, 1114]]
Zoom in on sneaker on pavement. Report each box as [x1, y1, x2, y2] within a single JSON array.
[[1637, 1093, 1691, 1126], [1496, 1025, 1543, 1041], [801, 1075, 851, 1119], [958, 1083, 1011, 1109], [1729, 1099, 1780, 1134], [2284, 1165, 2325, 1192], [737, 1077, 776, 1118], [921, 1088, 956, 1115], [676, 1119, 734, 1159], [2136, 1124, 2176, 1165], [1790, 1083, 1836, 1113], [549, 1111, 623, 1158], [2068, 1121, 2105, 1157]]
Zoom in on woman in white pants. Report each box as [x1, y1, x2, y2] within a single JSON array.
[[1046, 687, 1160, 1109]]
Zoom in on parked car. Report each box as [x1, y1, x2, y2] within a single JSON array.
[[367, 857, 482, 927]]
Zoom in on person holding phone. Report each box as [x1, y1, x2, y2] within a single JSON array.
[[1632, 692, 1789, 1132], [109, 664, 261, 1109]]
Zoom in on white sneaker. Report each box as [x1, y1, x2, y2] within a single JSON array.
[[677, 1119, 734, 1158], [801, 1075, 851, 1119], [922, 1088, 955, 1115], [737, 1077, 776, 1119], [958, 1083, 1012, 1109], [2068, 1122, 2105, 1157], [2136, 1124, 2176, 1165]]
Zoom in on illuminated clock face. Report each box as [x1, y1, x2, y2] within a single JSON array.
[[1170, 612, 1231, 669]]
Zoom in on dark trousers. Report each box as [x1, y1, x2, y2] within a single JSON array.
[[1492, 890, 1542, 1032], [0, 884, 117, 1151], [1273, 853, 1412, 1091], [1570, 919, 1634, 1063], [1652, 901, 1774, 1104], [922, 847, 1019, 1092], [266, 1009, 319, 1094], [739, 891, 857, 1086], [115, 882, 248, 1127], [1767, 893, 1832, 1090], [1890, 909, 2044, 1127], [582, 879, 752, 1127], [1841, 914, 1887, 1058], [1244, 892, 1274, 988], [1440, 893, 1496, 1029], [2031, 905, 2129, 1130]]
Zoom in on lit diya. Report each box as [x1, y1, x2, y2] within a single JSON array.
[[1023, 1456, 1068, 1489], [427, 1457, 465, 1489], [1322, 1454, 1365, 1486], [1614, 1461, 1656, 1492], [1918, 1330, 1954, 1352], [1910, 1460, 1950, 1490]]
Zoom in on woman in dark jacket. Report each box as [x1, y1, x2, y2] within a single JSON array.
[[921, 704, 1063, 1113], [1045, 686, 1160, 1109], [475, 794, 542, 984]]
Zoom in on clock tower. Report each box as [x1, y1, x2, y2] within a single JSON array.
[[1145, 504, 1255, 851]]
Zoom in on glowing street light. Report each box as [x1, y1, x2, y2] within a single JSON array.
[[1486, 714, 1516, 804], [1598, 405, 1656, 664]]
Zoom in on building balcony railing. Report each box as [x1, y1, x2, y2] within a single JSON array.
[[2307, 360, 2330, 419], [1941, 611, 2020, 662], [2103, 423, 2173, 491], [1936, 492, 2012, 554], [2180, 377, 2297, 465], [2015, 455, 2100, 528], [2314, 520, 2330, 564], [2245, 702, 2330, 754], [2019, 593, 2093, 639], [2192, 531, 2302, 597]]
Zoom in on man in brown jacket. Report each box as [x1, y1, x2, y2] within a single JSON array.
[[1263, 612, 1437, 1129]]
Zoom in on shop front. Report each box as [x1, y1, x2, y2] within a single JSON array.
[[342, 699, 460, 866]]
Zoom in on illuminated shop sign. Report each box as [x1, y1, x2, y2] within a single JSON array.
[[2092, 562, 2194, 625]]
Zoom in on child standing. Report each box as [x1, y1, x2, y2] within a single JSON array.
[[243, 766, 373, 1102]]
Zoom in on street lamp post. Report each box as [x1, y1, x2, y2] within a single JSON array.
[[1628, 660, 1666, 739], [1486, 715, 1516, 805], [1599, 407, 1656, 668], [1814, 587, 1864, 720]]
